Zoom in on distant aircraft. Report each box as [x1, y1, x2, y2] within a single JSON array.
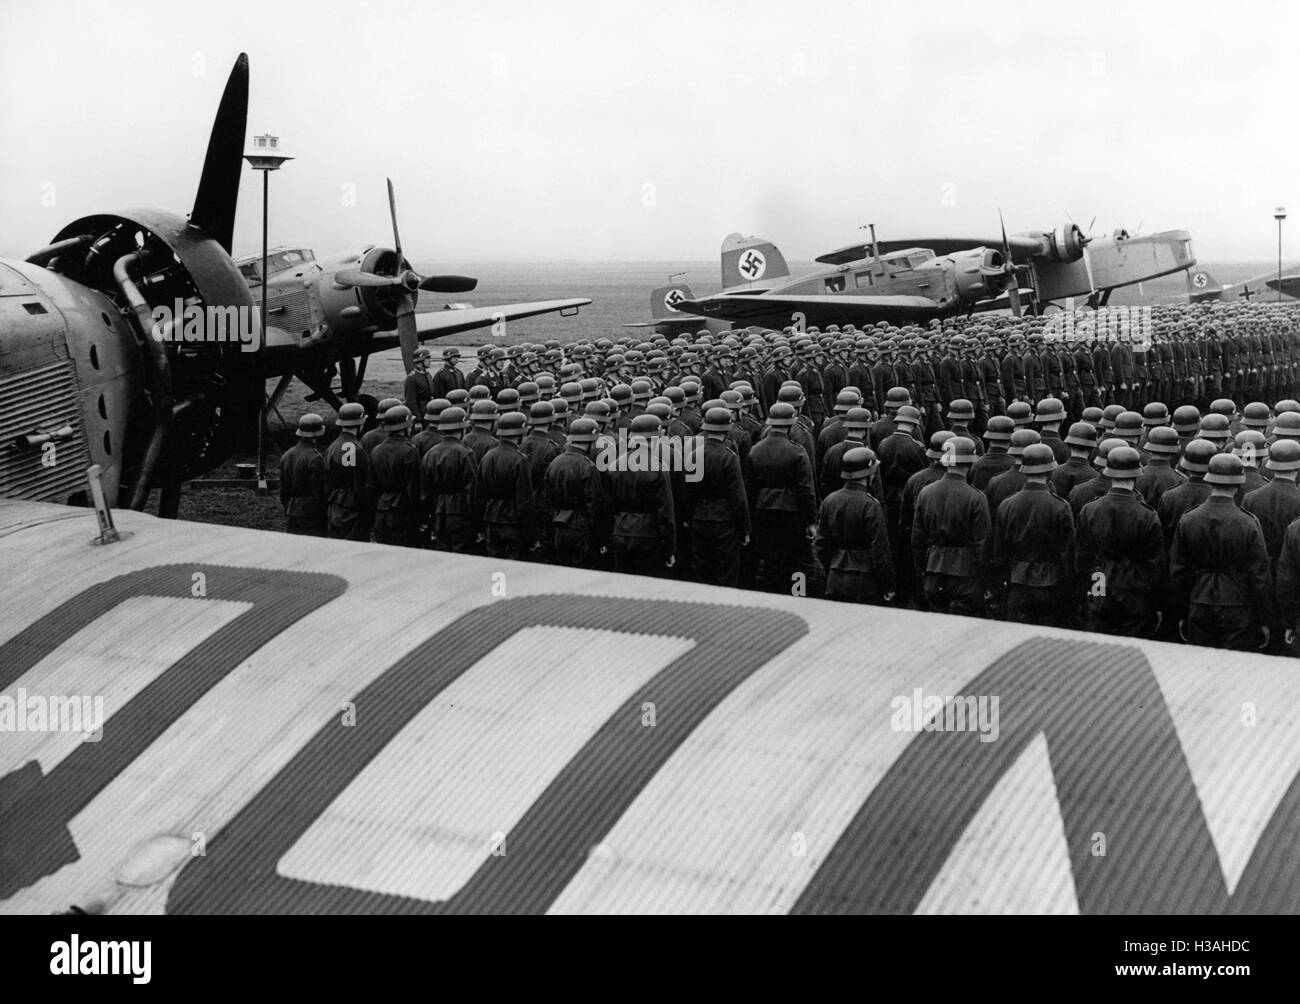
[[234, 223, 590, 415], [671, 223, 1196, 331], [0, 54, 588, 517], [622, 277, 730, 336], [1186, 265, 1300, 303]]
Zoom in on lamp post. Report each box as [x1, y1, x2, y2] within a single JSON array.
[[243, 134, 293, 492], [1275, 207, 1287, 303]]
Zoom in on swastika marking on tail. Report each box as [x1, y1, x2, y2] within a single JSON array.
[[738, 249, 767, 281]]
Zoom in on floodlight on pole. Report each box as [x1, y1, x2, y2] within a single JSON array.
[[1276, 206, 1287, 303], [243, 135, 294, 493]]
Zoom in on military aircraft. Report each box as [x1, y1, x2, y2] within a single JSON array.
[[0, 54, 587, 518], [622, 277, 730, 336], [670, 222, 1197, 330], [3, 492, 1300, 915], [233, 188, 591, 416], [1187, 265, 1300, 304]]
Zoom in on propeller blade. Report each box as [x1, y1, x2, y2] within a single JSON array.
[[394, 290, 420, 374], [387, 177, 404, 263], [1083, 246, 1097, 295], [334, 269, 400, 288], [418, 274, 478, 293], [189, 53, 249, 254], [1008, 283, 1022, 318]]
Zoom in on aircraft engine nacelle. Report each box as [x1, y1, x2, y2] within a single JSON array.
[[27, 208, 260, 502], [311, 246, 408, 351], [0, 258, 141, 508], [950, 248, 1007, 303], [1027, 223, 1087, 264]]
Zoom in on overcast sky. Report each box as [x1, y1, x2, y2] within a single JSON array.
[[3, 0, 1297, 263]]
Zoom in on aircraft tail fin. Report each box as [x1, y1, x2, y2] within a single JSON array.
[[1187, 268, 1222, 302], [651, 283, 696, 320], [721, 233, 789, 290]]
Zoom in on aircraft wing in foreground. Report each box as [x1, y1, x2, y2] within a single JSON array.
[[2, 497, 1298, 915]]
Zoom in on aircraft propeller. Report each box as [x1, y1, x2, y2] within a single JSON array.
[[979, 209, 1026, 316], [189, 53, 249, 254], [1066, 210, 1100, 302], [333, 178, 478, 370]]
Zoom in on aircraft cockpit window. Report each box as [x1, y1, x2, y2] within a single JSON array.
[[825, 276, 846, 293], [238, 261, 262, 284], [855, 271, 874, 288], [267, 251, 305, 274]]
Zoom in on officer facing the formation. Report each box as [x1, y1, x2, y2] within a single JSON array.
[[404, 347, 436, 420], [910, 436, 989, 616], [814, 447, 894, 604], [324, 403, 370, 541], [685, 407, 751, 587], [367, 405, 422, 546], [279, 413, 328, 536], [1170, 453, 1272, 650], [545, 417, 605, 567], [432, 346, 465, 397], [990, 443, 1074, 627]]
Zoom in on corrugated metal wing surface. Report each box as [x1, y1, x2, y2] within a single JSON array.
[[1, 499, 1299, 915]]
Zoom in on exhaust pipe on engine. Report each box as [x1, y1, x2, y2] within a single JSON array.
[[112, 250, 174, 511]]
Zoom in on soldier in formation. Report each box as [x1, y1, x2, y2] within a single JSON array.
[[277, 298, 1300, 653]]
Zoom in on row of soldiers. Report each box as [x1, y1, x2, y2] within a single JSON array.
[[401, 300, 1300, 439], [277, 300, 1300, 653]]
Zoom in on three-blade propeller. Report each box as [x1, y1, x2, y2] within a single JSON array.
[[333, 177, 478, 370], [978, 209, 1027, 316], [1065, 210, 1100, 300]]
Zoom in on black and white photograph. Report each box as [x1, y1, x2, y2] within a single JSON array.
[[0, 0, 1295, 976]]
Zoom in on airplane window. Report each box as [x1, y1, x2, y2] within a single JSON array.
[[239, 262, 262, 283], [826, 276, 846, 293], [283, 251, 302, 264], [855, 271, 873, 288]]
